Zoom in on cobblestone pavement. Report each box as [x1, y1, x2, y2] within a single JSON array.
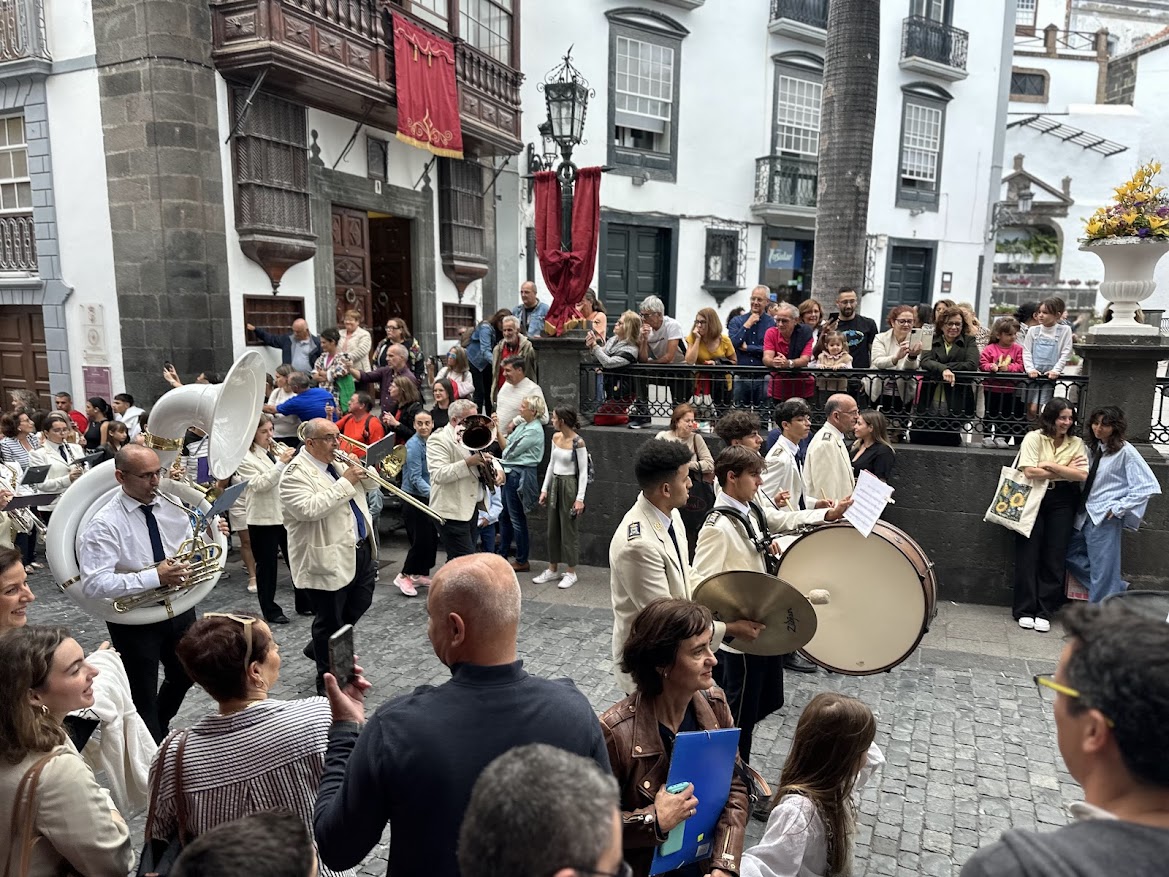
[[23, 536, 1079, 877]]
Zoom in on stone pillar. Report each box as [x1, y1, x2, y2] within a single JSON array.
[[1079, 335, 1169, 442], [94, 0, 233, 403], [530, 333, 588, 410]]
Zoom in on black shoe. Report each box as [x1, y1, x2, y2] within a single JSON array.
[[268, 614, 290, 625], [782, 652, 818, 673], [303, 642, 315, 660]]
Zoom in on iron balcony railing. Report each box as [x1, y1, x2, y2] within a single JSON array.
[[1154, 378, 1169, 446], [769, 0, 828, 30], [754, 155, 818, 209], [902, 15, 969, 72], [0, 213, 37, 272], [579, 363, 1091, 443]]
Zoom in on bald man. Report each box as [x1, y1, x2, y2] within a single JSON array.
[[513, 281, 549, 336], [314, 553, 609, 877], [247, 317, 321, 372]]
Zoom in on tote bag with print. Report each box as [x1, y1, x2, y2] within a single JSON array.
[[983, 452, 1045, 537]]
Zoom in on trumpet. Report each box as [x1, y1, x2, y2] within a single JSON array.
[[297, 423, 445, 525], [1, 466, 47, 537]]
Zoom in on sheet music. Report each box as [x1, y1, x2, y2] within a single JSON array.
[[842, 470, 894, 538]]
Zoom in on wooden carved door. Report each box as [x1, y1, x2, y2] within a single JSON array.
[[331, 206, 372, 326], [0, 306, 50, 409], [369, 216, 414, 341]]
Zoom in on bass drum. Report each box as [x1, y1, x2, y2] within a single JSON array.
[[777, 521, 937, 675]]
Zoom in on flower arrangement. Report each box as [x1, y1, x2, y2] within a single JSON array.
[[1084, 160, 1169, 241]]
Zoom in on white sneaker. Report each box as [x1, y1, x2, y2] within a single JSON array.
[[1018, 616, 1035, 630], [1033, 617, 1051, 633], [558, 572, 578, 590], [533, 569, 562, 584], [981, 437, 996, 449], [994, 437, 1011, 449]]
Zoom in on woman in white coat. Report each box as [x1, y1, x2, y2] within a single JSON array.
[[867, 305, 922, 441]]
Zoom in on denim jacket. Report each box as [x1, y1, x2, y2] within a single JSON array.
[[502, 418, 544, 513], [402, 433, 430, 498]]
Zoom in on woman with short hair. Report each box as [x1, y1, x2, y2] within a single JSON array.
[[600, 598, 748, 877], [149, 613, 343, 874], [0, 625, 134, 877], [496, 394, 547, 574], [868, 305, 922, 441], [339, 309, 372, 374]]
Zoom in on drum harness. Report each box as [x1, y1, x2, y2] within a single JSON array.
[[705, 502, 781, 578]]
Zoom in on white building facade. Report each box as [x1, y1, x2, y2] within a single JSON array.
[[519, 0, 1014, 327]]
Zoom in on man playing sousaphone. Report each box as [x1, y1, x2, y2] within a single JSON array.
[[78, 444, 211, 742]]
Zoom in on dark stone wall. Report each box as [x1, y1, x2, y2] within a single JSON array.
[[94, 0, 232, 403], [524, 428, 1169, 606], [1104, 54, 1137, 105]]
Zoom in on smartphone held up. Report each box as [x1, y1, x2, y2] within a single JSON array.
[[329, 624, 357, 689]]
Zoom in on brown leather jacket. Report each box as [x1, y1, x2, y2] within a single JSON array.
[[600, 688, 748, 877]]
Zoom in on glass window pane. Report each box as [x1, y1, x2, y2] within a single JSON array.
[[16, 181, 30, 209], [11, 150, 27, 178], [7, 117, 24, 146]]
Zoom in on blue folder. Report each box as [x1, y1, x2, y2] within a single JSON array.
[[649, 727, 741, 876]]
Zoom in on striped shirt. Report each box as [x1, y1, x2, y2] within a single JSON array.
[[1081, 441, 1162, 530], [149, 697, 353, 877], [0, 434, 40, 470]]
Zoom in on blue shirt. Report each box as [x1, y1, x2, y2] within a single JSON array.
[[402, 433, 430, 498], [728, 313, 775, 366], [466, 322, 495, 372], [275, 387, 334, 423], [513, 301, 550, 337], [1080, 441, 1161, 530]]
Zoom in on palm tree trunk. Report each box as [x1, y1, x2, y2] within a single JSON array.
[[812, 0, 880, 308]]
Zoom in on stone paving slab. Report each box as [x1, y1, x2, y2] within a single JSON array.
[[21, 537, 1076, 876]]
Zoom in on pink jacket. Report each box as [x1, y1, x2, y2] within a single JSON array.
[[980, 342, 1024, 393]]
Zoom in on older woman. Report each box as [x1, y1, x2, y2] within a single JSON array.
[[601, 598, 748, 877], [382, 376, 424, 445], [313, 327, 355, 413], [1, 411, 42, 571], [496, 394, 546, 574], [0, 625, 134, 877], [339, 310, 372, 374], [657, 403, 714, 561], [917, 305, 979, 447], [1014, 398, 1088, 632], [268, 364, 301, 448], [798, 299, 824, 348], [237, 415, 301, 624], [587, 310, 641, 419], [684, 307, 736, 416], [149, 613, 342, 874], [868, 305, 922, 440], [435, 346, 475, 399]]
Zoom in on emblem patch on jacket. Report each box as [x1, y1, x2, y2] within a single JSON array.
[[627, 522, 641, 539]]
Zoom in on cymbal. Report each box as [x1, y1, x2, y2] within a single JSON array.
[[693, 570, 818, 657]]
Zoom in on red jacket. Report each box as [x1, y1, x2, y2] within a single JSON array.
[[979, 341, 1024, 393]]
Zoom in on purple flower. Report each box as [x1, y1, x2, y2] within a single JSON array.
[[1158, 206, 1169, 216], [1138, 227, 1150, 237]]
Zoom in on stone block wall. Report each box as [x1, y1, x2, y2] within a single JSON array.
[[1103, 53, 1137, 104], [524, 428, 1169, 606], [93, 0, 232, 403]]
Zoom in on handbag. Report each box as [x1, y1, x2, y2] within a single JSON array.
[[4, 749, 67, 877], [137, 730, 190, 877], [983, 451, 1045, 538]]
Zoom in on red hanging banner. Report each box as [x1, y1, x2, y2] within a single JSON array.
[[534, 167, 602, 335], [392, 13, 463, 159]]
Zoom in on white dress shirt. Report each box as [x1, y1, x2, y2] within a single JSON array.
[[79, 491, 194, 598]]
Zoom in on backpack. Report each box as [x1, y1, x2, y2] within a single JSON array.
[[571, 436, 595, 484]]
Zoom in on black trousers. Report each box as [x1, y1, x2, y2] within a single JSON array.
[[249, 523, 310, 620], [472, 365, 494, 416], [402, 498, 438, 575], [439, 517, 477, 560], [1013, 481, 1078, 621], [305, 538, 377, 690], [713, 650, 784, 764], [107, 608, 196, 743]]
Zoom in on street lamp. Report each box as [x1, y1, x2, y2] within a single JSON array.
[[538, 47, 593, 250]]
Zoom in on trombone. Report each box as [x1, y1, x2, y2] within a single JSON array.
[[297, 424, 445, 525]]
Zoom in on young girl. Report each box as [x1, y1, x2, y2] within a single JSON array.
[[535, 406, 588, 590], [815, 331, 852, 400], [1022, 296, 1073, 421], [980, 316, 1026, 448], [741, 693, 885, 877]]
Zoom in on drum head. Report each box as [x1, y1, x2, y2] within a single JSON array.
[[778, 524, 929, 675]]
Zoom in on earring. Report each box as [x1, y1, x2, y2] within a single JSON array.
[[39, 705, 48, 716]]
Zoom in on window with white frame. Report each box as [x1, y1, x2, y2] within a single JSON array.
[[775, 74, 822, 156], [898, 99, 943, 207], [408, 0, 448, 29], [460, 0, 513, 64], [910, 0, 946, 21], [0, 116, 31, 215], [614, 36, 675, 154], [1016, 0, 1037, 28]]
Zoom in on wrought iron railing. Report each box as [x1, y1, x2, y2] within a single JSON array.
[[754, 155, 818, 209], [0, 213, 37, 272], [579, 363, 1090, 443], [1154, 378, 1169, 445], [769, 0, 828, 30], [901, 15, 969, 71], [1014, 28, 1098, 54]]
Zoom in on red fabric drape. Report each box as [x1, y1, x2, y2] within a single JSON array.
[[534, 166, 602, 335], [392, 13, 463, 159]]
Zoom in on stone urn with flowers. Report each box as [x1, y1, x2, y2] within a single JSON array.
[[1080, 160, 1169, 336]]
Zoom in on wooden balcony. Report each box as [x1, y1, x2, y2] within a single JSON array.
[[210, 0, 522, 155]]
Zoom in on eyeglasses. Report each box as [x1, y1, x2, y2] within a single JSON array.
[[694, 319, 707, 325], [127, 468, 167, 481], [894, 319, 915, 326], [205, 613, 256, 667], [557, 864, 633, 877], [309, 435, 341, 444], [944, 322, 964, 329], [1033, 674, 1115, 727]]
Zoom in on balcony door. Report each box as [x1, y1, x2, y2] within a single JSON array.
[[910, 0, 950, 24], [601, 223, 671, 318], [884, 245, 934, 310]]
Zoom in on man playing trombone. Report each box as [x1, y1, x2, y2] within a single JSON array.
[[428, 399, 504, 560], [78, 444, 203, 742], [280, 417, 377, 696]]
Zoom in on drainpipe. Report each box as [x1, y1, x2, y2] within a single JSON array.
[[980, 1, 1015, 320]]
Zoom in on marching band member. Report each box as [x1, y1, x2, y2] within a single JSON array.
[[78, 445, 204, 742], [236, 414, 305, 624], [427, 399, 504, 560], [804, 394, 859, 504], [30, 413, 86, 520], [279, 417, 376, 696]]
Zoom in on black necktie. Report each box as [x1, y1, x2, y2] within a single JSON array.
[[59, 445, 69, 462], [666, 522, 684, 570], [140, 505, 166, 563], [266, 450, 276, 464], [325, 465, 368, 540], [1078, 447, 1102, 513]]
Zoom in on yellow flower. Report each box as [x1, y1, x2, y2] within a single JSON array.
[[1149, 215, 1169, 230], [1001, 485, 1011, 497], [1086, 220, 1104, 236], [1010, 493, 1027, 508], [996, 501, 1009, 514], [1122, 211, 1139, 226]]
